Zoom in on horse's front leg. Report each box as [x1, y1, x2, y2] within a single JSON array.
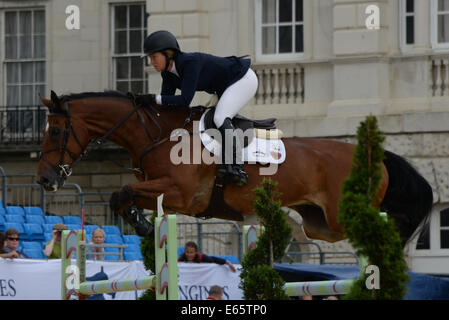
[[109, 178, 184, 236]]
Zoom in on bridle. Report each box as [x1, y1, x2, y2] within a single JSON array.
[[39, 95, 193, 181], [39, 102, 87, 180]]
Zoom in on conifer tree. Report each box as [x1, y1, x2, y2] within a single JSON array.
[[239, 178, 292, 300], [338, 116, 409, 299]]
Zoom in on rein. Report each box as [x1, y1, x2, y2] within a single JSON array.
[[41, 94, 193, 181]]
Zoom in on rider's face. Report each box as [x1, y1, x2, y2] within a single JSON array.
[[149, 52, 166, 72]]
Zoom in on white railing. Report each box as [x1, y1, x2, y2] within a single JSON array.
[[252, 63, 304, 105], [430, 56, 449, 96]]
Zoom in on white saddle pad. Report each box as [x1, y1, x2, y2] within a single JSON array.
[[198, 110, 286, 165]]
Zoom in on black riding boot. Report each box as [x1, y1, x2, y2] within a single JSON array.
[[216, 118, 248, 186], [124, 205, 154, 237]]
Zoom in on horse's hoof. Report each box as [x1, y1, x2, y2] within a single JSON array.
[[127, 205, 154, 237]]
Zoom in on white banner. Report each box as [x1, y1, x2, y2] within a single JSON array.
[[0, 258, 243, 300]]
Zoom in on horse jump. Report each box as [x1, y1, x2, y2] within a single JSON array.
[[242, 225, 359, 297], [61, 194, 178, 300]]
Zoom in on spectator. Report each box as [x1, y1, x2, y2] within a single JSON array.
[[86, 228, 106, 260], [44, 223, 67, 259], [206, 285, 223, 300], [178, 241, 236, 272], [2, 228, 29, 259], [1, 232, 18, 258], [302, 295, 313, 300]]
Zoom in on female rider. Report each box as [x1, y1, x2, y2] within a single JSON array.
[[139, 30, 258, 186]]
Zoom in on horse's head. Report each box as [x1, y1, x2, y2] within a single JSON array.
[[36, 90, 90, 192]]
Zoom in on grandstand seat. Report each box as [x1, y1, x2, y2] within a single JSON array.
[[66, 224, 81, 231], [23, 223, 44, 241], [23, 248, 46, 259], [123, 235, 141, 245], [43, 224, 56, 233], [0, 206, 6, 215], [84, 225, 100, 234], [22, 241, 44, 251], [104, 247, 120, 261], [124, 251, 143, 260], [23, 206, 44, 216], [6, 206, 25, 216], [177, 246, 185, 258], [101, 225, 121, 236], [44, 233, 52, 242], [105, 234, 123, 244], [44, 216, 64, 224], [223, 255, 240, 264], [4, 222, 24, 234], [0, 200, 3, 208], [63, 216, 82, 225], [0, 215, 5, 232], [124, 244, 141, 253], [5, 215, 25, 224], [25, 215, 45, 225]]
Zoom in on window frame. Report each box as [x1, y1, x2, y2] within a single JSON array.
[[399, 0, 415, 52], [1, 8, 46, 107], [431, 0, 449, 50], [109, 2, 148, 94], [254, 0, 305, 63]]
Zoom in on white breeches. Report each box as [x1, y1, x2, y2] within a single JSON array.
[[213, 68, 258, 128]]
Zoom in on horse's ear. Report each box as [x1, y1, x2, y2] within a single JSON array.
[[40, 96, 52, 108], [50, 90, 61, 107]]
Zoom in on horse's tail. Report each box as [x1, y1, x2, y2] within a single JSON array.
[[380, 150, 433, 246]]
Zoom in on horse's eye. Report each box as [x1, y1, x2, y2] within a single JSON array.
[[49, 127, 61, 139]]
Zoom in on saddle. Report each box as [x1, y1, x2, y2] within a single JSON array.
[[194, 106, 282, 221]]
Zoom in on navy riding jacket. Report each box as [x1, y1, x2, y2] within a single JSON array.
[[160, 52, 251, 108]]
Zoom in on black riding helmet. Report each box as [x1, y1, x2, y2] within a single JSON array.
[[142, 30, 180, 71]]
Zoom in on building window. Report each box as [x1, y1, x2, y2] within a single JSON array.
[[440, 208, 449, 249], [111, 3, 147, 94], [4, 10, 46, 106], [401, 0, 415, 46], [255, 0, 304, 61]]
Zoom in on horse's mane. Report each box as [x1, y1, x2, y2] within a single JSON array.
[[60, 91, 129, 103]]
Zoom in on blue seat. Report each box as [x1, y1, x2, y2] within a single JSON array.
[[123, 235, 141, 245], [177, 246, 185, 258], [23, 248, 46, 259], [6, 206, 25, 216], [0, 200, 4, 208], [124, 244, 141, 253], [4, 222, 24, 234], [26, 215, 45, 225], [23, 223, 44, 241], [23, 206, 44, 216], [105, 234, 123, 244], [0, 215, 5, 232], [101, 225, 121, 236], [223, 255, 240, 263], [22, 241, 44, 251], [44, 216, 64, 224], [0, 206, 6, 215], [66, 224, 81, 231], [84, 225, 100, 235], [104, 247, 120, 261], [124, 251, 143, 260], [63, 216, 82, 225], [43, 224, 56, 233], [44, 233, 52, 242], [5, 215, 25, 224]]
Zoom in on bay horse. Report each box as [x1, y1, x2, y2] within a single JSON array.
[[36, 90, 433, 247]]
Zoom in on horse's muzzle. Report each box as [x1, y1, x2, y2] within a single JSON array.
[[36, 167, 66, 192]]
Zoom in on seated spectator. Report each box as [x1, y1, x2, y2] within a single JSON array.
[[206, 285, 223, 300], [44, 223, 67, 259], [86, 228, 106, 260], [2, 228, 29, 259], [178, 241, 236, 272], [0, 232, 18, 258]]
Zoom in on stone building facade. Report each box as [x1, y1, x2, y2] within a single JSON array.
[[0, 0, 448, 273]]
